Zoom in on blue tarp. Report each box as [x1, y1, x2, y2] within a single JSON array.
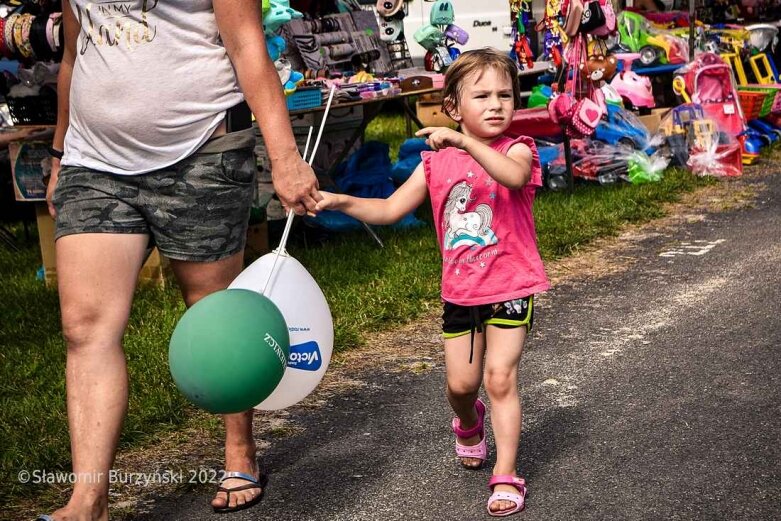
[[307, 140, 425, 232]]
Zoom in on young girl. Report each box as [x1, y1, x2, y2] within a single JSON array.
[[316, 48, 549, 517]]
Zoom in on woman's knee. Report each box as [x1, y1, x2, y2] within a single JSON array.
[[60, 305, 124, 352], [484, 369, 516, 399]]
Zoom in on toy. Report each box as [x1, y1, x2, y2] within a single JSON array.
[[614, 12, 687, 67], [263, 0, 302, 34], [413, 0, 467, 72], [594, 104, 652, 152], [510, 0, 535, 70], [376, 0, 404, 17], [581, 53, 617, 82], [748, 119, 781, 142], [610, 53, 655, 109], [378, 17, 404, 42], [262, 1, 305, 94], [527, 84, 553, 108], [675, 53, 744, 136], [600, 83, 624, 107], [430, 0, 455, 25]]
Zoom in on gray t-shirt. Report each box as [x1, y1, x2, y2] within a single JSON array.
[[63, 0, 244, 175]]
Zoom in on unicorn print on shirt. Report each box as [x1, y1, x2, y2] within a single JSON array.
[[443, 180, 498, 250]]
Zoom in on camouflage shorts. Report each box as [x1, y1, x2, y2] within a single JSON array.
[[53, 130, 257, 262]]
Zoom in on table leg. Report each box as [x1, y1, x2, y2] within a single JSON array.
[[401, 97, 426, 132]]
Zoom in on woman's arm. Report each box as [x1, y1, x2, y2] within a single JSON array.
[[46, 0, 79, 218], [315, 163, 428, 225], [214, 0, 320, 215]]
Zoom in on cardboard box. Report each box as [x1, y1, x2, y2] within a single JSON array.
[[638, 108, 671, 135], [35, 203, 57, 287], [244, 220, 269, 263], [9, 141, 50, 202], [416, 101, 458, 129], [35, 204, 168, 288]]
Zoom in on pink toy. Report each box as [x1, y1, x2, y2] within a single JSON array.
[[610, 53, 655, 109]]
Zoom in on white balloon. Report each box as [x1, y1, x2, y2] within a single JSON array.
[[229, 251, 333, 410]]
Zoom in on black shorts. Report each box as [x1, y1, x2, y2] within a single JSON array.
[[442, 296, 535, 339]]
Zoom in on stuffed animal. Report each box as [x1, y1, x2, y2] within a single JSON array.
[[580, 53, 617, 82]]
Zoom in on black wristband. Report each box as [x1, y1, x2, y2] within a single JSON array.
[[47, 146, 63, 159]]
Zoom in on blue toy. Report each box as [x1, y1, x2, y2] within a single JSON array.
[[263, 1, 304, 94], [740, 129, 764, 164], [748, 119, 781, 142], [263, 0, 302, 34], [594, 104, 653, 153], [266, 35, 287, 62]]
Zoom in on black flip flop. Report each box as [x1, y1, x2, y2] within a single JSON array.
[[212, 471, 268, 514]]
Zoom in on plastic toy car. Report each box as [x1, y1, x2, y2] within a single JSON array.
[[614, 12, 686, 67], [594, 104, 652, 152], [748, 119, 781, 142], [610, 69, 655, 109], [740, 129, 763, 165]]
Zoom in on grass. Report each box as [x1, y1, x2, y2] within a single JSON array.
[[0, 113, 715, 509]]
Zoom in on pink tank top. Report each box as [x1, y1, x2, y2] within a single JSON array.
[[422, 135, 550, 306]]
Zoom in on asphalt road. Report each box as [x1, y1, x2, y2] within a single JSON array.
[[134, 173, 781, 521]]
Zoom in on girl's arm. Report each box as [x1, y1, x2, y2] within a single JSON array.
[[464, 139, 533, 190], [416, 127, 533, 189], [315, 163, 428, 225]]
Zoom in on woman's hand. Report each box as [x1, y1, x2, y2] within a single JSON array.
[[270, 153, 322, 216], [415, 127, 468, 151]]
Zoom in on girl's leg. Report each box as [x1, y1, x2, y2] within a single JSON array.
[[484, 325, 527, 514], [444, 333, 486, 467]]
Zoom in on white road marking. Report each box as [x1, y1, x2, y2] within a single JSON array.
[[659, 239, 726, 257]]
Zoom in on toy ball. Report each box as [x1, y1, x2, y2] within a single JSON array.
[[169, 289, 289, 414]]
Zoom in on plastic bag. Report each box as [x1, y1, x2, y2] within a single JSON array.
[[687, 142, 743, 177], [626, 150, 668, 184]]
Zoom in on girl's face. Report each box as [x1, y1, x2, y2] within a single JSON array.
[[449, 67, 515, 143]]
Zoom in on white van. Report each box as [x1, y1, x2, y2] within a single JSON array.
[[398, 0, 545, 64]]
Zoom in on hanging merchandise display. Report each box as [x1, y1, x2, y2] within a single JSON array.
[[281, 7, 394, 78], [509, 0, 535, 70], [375, 0, 413, 70], [549, 35, 604, 139], [412, 0, 467, 73], [536, 0, 566, 70], [0, 11, 62, 63], [263, 0, 306, 95], [0, 3, 64, 126]]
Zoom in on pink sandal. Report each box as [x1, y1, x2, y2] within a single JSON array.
[[486, 475, 527, 517], [451, 398, 487, 469]]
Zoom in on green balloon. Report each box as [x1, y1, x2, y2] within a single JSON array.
[[169, 289, 289, 414]]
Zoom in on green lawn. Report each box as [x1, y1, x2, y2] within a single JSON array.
[[0, 114, 715, 506]]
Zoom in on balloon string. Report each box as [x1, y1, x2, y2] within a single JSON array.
[[261, 86, 336, 296]]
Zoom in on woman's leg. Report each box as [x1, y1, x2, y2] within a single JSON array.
[[52, 233, 149, 521], [443, 333, 486, 467], [169, 253, 260, 511], [484, 325, 527, 514]]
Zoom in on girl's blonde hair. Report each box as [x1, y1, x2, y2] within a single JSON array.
[[441, 48, 522, 119]]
